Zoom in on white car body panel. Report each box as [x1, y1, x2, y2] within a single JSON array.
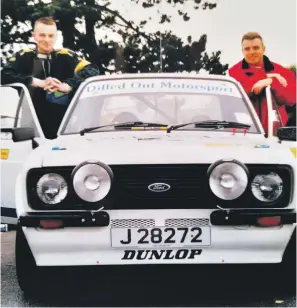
[[2, 73, 296, 266], [39, 132, 291, 167], [1, 139, 33, 224], [24, 217, 294, 266], [15, 160, 296, 265], [1, 84, 45, 224]]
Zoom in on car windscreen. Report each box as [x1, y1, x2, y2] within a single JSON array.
[[61, 77, 259, 134]]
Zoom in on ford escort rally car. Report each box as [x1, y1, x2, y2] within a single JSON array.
[[0, 73, 296, 296]]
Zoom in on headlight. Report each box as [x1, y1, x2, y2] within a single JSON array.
[[251, 173, 283, 202], [207, 159, 249, 200], [36, 173, 68, 204], [72, 161, 113, 202]]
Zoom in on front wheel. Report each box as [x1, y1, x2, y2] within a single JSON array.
[[15, 225, 40, 297], [279, 228, 296, 286], [268, 228, 296, 294]]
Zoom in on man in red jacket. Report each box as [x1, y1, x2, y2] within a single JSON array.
[[228, 32, 296, 133]]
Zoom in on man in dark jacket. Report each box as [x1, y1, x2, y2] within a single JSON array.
[[1, 16, 99, 139], [228, 32, 296, 134]]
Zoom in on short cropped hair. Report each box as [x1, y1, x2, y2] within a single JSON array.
[[241, 32, 263, 43], [34, 16, 56, 28]]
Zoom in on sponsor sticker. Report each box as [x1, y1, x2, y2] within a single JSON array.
[[81, 78, 241, 99], [52, 147, 66, 151], [254, 144, 270, 148], [121, 249, 202, 260], [0, 149, 10, 160], [290, 148, 296, 158]]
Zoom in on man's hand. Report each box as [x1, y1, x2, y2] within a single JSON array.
[[32, 77, 72, 93], [45, 78, 72, 93], [58, 83, 72, 93], [251, 78, 273, 95], [32, 78, 46, 89], [48, 82, 72, 93], [32, 77, 61, 90], [267, 73, 288, 87], [44, 77, 62, 91]]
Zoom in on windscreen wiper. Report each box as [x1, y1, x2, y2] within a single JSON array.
[[166, 120, 251, 133], [1, 115, 16, 119], [80, 121, 169, 136]]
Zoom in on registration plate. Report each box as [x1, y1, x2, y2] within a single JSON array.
[[111, 226, 211, 248]]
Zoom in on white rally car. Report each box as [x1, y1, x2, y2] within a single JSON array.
[[0, 73, 296, 296]]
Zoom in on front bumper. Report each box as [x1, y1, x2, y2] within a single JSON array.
[[19, 210, 110, 228], [19, 209, 296, 266], [210, 209, 296, 226], [19, 209, 296, 228]]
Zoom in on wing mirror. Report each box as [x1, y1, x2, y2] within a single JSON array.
[[12, 127, 36, 142], [277, 126, 296, 142]]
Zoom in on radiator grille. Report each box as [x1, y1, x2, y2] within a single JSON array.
[[165, 218, 210, 227], [110, 218, 210, 228], [106, 164, 214, 209], [111, 219, 155, 228]]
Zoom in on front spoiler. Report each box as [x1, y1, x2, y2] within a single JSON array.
[[210, 209, 296, 226]]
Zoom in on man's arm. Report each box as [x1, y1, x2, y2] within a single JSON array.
[[228, 65, 268, 95], [1, 51, 47, 89], [269, 66, 296, 106], [64, 54, 99, 91], [1, 52, 34, 86]]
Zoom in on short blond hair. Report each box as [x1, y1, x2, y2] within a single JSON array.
[[241, 32, 263, 43], [34, 16, 56, 29]]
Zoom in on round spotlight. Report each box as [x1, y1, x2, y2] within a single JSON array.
[[207, 159, 249, 200], [72, 161, 113, 202]]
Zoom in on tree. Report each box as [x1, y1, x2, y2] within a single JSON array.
[[129, 0, 217, 24], [115, 31, 228, 74], [1, 0, 227, 74]]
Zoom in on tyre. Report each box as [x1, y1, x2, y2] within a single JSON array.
[[15, 224, 40, 297], [8, 224, 17, 231], [281, 228, 296, 281], [271, 228, 296, 294], [15, 225, 94, 298]]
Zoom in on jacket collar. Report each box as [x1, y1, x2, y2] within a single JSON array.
[[241, 55, 274, 72], [37, 53, 51, 59], [34, 49, 57, 60]]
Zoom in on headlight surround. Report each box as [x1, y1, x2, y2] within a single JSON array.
[[26, 164, 292, 210], [207, 159, 249, 200], [71, 160, 113, 202], [251, 172, 283, 202], [36, 173, 68, 204]]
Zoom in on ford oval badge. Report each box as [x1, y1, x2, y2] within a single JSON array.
[[148, 183, 171, 192]]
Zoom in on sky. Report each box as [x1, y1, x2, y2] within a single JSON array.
[[2, 0, 295, 117], [113, 0, 297, 67], [54, 0, 297, 67], [2, 0, 296, 111]]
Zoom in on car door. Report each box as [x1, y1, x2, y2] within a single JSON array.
[[1, 83, 46, 224], [265, 86, 297, 158]]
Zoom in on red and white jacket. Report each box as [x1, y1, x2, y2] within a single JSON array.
[[228, 55, 296, 133]]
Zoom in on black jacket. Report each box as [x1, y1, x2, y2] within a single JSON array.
[[1, 48, 99, 139], [1, 48, 99, 92]]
